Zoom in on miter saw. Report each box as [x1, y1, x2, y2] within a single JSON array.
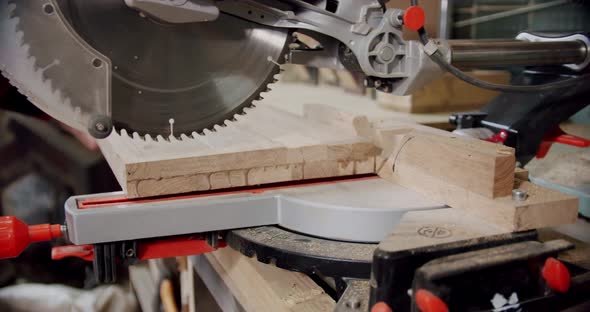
[[1, 1, 590, 311]]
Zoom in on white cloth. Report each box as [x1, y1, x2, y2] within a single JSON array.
[[0, 283, 137, 312]]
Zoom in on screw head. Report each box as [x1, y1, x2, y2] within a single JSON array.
[[512, 189, 528, 201]]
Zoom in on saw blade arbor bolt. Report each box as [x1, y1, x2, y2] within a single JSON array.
[[88, 115, 113, 139]]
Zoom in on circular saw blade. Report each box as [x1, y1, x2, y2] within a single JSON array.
[[53, 0, 289, 138]]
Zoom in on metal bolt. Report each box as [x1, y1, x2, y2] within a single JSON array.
[[206, 232, 219, 249], [512, 189, 528, 201], [388, 9, 404, 27], [95, 122, 106, 132], [126, 248, 135, 258], [43, 4, 55, 15], [345, 298, 361, 309]]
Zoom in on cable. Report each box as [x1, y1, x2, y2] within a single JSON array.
[[409, 0, 590, 93]]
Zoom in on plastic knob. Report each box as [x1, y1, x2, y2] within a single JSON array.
[[542, 257, 571, 293], [403, 6, 426, 31], [371, 301, 393, 312], [0, 216, 63, 259], [415, 289, 448, 312]]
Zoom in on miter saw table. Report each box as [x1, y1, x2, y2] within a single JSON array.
[[52, 175, 442, 282]]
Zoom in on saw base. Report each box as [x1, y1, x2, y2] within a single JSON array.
[[65, 176, 445, 245]]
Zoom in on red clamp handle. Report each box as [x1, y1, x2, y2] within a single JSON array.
[[537, 127, 590, 158], [52, 245, 94, 261], [0, 216, 63, 259]]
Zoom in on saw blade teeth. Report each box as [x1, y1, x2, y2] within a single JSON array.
[[144, 134, 155, 142], [119, 128, 131, 139], [2, 0, 82, 131]]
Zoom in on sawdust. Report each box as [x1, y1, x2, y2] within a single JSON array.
[[530, 150, 590, 189]]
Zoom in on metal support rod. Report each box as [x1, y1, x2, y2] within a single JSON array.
[[449, 40, 588, 68], [454, 0, 570, 28]]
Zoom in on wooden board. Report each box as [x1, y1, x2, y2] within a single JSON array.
[[377, 71, 511, 113], [194, 248, 335, 312], [98, 105, 379, 198], [379, 131, 516, 198], [99, 100, 578, 231]]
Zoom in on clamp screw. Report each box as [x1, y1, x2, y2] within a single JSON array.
[[512, 189, 528, 201]]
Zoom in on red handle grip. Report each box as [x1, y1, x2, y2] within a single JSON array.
[[0, 216, 63, 259]]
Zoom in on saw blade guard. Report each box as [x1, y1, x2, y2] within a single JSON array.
[[3, 0, 112, 137]]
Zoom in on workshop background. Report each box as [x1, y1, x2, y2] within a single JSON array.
[[1, 0, 589, 311]]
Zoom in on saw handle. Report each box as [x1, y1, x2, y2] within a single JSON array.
[[0, 216, 63, 259]]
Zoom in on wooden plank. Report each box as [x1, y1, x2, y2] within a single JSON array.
[[378, 208, 510, 253], [377, 71, 511, 113], [99, 106, 379, 198], [198, 248, 335, 312], [363, 121, 577, 231], [357, 118, 515, 199], [129, 263, 158, 312], [380, 131, 516, 198]]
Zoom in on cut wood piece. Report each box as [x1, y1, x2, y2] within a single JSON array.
[[514, 167, 529, 180], [98, 105, 379, 198], [376, 130, 516, 198], [197, 248, 335, 312]]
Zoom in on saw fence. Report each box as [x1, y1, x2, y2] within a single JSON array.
[[97, 103, 578, 233]]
